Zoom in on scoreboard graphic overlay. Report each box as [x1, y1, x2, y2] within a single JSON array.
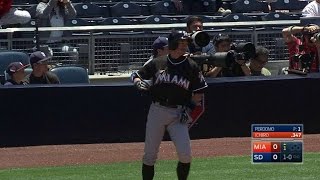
[[251, 124, 303, 163]]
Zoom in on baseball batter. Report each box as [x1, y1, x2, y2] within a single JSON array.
[[131, 31, 207, 180]]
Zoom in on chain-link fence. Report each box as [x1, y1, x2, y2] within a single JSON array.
[[0, 23, 295, 75]]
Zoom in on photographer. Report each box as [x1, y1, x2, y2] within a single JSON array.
[[186, 16, 215, 55], [204, 34, 251, 77], [282, 24, 320, 72], [249, 46, 271, 76]]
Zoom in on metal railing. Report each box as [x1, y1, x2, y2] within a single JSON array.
[[0, 20, 300, 75]]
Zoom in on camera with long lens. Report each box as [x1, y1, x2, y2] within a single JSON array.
[[169, 30, 210, 51], [189, 42, 256, 68], [187, 31, 211, 53]]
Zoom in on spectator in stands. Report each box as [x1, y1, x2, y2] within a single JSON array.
[[249, 46, 271, 76], [36, 0, 77, 43], [204, 33, 251, 77], [186, 16, 215, 55], [144, 36, 169, 65], [4, 62, 29, 85], [282, 24, 320, 73], [24, 51, 60, 84], [302, 0, 320, 17], [0, 0, 31, 27], [36, 0, 78, 65]]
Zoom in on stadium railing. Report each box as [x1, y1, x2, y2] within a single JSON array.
[[0, 20, 300, 75]]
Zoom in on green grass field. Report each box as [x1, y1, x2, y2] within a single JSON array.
[[0, 153, 319, 180]]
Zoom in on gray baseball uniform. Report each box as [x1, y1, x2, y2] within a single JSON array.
[[134, 54, 207, 166]]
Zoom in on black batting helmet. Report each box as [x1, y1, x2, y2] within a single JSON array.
[[168, 31, 189, 50]]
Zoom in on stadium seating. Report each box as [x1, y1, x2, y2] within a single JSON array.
[[65, 18, 99, 36], [231, 0, 268, 13], [149, 0, 177, 15], [50, 66, 89, 84], [270, 0, 308, 12], [179, 15, 219, 23], [73, 3, 106, 18], [140, 15, 175, 24], [110, 2, 142, 17], [0, 51, 30, 84], [221, 13, 253, 22], [66, 18, 93, 26], [99, 17, 133, 25], [181, 0, 217, 15], [262, 12, 300, 21]]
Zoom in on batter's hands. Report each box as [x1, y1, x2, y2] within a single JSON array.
[[134, 80, 150, 91]]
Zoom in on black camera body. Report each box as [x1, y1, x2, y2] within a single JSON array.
[[190, 42, 256, 68], [292, 52, 314, 72]]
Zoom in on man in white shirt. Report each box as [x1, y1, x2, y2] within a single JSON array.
[[302, 0, 320, 17]]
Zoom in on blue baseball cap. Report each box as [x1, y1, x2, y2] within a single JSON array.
[[6, 62, 29, 75], [30, 51, 51, 65], [152, 36, 168, 50]]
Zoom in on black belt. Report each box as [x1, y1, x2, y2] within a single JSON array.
[[153, 101, 182, 108]]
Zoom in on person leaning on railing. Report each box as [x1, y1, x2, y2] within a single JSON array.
[[282, 24, 320, 72], [0, 0, 31, 28]]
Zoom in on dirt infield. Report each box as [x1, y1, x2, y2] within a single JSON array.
[[0, 134, 319, 169]]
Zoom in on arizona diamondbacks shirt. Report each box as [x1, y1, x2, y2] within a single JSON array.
[[136, 55, 207, 105]]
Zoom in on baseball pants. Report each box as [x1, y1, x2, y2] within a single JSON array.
[[143, 102, 191, 166]]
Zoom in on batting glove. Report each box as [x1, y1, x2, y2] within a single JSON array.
[[134, 80, 150, 91]]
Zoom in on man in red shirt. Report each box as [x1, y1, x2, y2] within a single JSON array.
[[282, 24, 320, 73], [0, 0, 31, 27]]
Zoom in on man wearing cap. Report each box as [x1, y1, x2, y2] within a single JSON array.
[[4, 62, 29, 85], [144, 36, 169, 66], [24, 51, 60, 84]]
